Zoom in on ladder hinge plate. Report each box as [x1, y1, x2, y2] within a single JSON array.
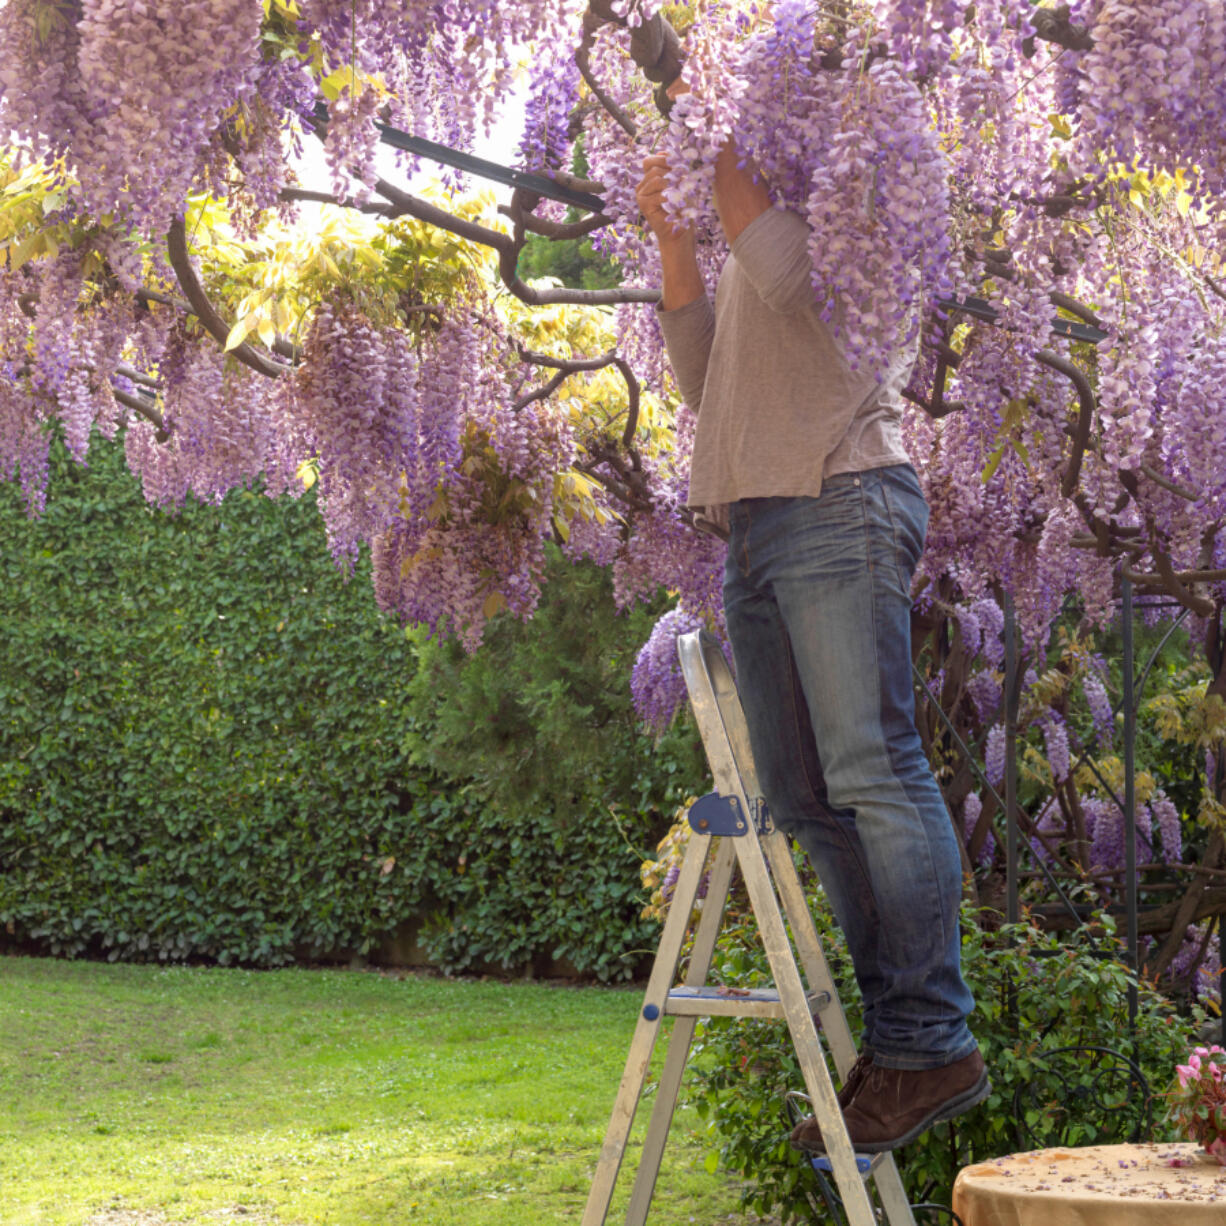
[[688, 792, 747, 836], [688, 792, 770, 836]]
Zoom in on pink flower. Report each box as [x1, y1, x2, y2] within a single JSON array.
[[1177, 1062, 1198, 1089]]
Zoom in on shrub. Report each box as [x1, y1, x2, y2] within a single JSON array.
[[682, 862, 1200, 1219], [0, 431, 705, 978]]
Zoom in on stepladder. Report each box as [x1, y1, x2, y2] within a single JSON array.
[[582, 629, 917, 1226]]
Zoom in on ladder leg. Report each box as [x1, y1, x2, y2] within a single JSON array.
[[581, 829, 712, 1226], [763, 830, 858, 1075], [624, 1014, 697, 1226], [733, 828, 881, 1226], [624, 837, 738, 1225], [765, 829, 916, 1225]]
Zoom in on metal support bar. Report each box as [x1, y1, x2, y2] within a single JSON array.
[[939, 295, 1107, 344], [912, 666, 1084, 925], [311, 101, 607, 212], [1121, 576, 1139, 1027], [1004, 594, 1020, 926]]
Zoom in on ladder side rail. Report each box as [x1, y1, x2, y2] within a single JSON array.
[[764, 830, 918, 1226], [678, 634, 746, 802], [625, 836, 739, 1225], [765, 831, 922, 1226], [761, 829, 859, 1074], [581, 828, 713, 1226], [732, 818, 881, 1226], [679, 835, 738, 991], [623, 1015, 700, 1226]]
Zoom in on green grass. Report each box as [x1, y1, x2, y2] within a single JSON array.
[[0, 958, 772, 1225]]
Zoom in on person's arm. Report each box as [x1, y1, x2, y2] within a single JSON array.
[[674, 88, 810, 316], [729, 206, 819, 314], [712, 141, 772, 243], [637, 155, 705, 310], [636, 154, 715, 411]]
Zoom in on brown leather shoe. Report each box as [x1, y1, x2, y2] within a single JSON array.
[[788, 1050, 874, 1153], [839, 1048, 990, 1153]]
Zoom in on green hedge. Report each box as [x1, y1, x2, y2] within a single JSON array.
[[0, 432, 704, 979]]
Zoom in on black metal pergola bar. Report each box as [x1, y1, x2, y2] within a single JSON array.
[[310, 102, 608, 213], [929, 581, 1214, 1034]]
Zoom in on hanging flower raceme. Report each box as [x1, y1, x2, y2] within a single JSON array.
[[371, 340, 576, 651]]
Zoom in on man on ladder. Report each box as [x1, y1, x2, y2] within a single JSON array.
[[635, 90, 988, 1155]]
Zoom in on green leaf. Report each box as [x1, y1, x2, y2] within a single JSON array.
[[981, 442, 1006, 484]]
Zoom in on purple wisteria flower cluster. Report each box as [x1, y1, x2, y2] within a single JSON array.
[[366, 315, 576, 651]]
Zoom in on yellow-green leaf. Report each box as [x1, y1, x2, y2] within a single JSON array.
[[7, 232, 41, 270], [225, 314, 257, 351], [981, 443, 1006, 484]]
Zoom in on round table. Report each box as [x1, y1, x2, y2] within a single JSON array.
[[952, 1142, 1226, 1225]]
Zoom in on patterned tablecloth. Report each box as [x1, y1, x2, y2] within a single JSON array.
[[952, 1142, 1226, 1225]]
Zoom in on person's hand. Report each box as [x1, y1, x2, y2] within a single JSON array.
[[636, 154, 691, 245]]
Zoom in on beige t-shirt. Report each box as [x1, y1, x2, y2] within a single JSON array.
[[657, 206, 915, 512]]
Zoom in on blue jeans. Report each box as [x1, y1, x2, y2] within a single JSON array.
[[722, 465, 976, 1071]]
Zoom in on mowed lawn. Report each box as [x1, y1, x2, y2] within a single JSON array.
[[0, 958, 769, 1226]]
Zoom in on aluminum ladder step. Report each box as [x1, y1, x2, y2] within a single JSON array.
[[664, 985, 832, 1019]]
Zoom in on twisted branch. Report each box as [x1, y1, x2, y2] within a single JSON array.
[[111, 385, 170, 442], [515, 346, 641, 446], [280, 186, 394, 216], [1138, 463, 1200, 503], [166, 217, 288, 380], [1049, 291, 1105, 329], [372, 177, 515, 251], [502, 206, 613, 241], [1027, 5, 1095, 54], [500, 189, 658, 307], [1034, 349, 1096, 497], [576, 32, 639, 138]]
